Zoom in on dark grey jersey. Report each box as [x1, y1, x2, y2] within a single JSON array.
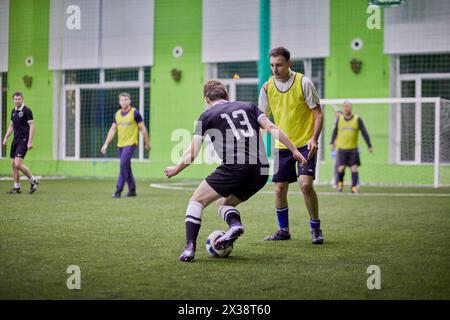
[[195, 101, 269, 166], [11, 106, 33, 140]]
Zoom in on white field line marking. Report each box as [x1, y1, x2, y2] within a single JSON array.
[[150, 182, 450, 197], [0, 176, 66, 181]]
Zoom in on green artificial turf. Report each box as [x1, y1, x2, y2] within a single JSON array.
[[0, 179, 449, 299]]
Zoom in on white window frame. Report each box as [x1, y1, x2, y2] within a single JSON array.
[[395, 55, 450, 164], [207, 62, 259, 102], [0, 73, 2, 158], [58, 67, 150, 161]]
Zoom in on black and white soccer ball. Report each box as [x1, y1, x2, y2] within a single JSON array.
[[205, 230, 233, 258]]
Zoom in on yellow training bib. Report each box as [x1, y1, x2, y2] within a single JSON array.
[[336, 115, 360, 150], [115, 107, 138, 147], [267, 73, 314, 149]]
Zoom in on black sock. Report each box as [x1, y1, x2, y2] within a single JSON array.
[[225, 210, 242, 227], [338, 171, 345, 183], [352, 172, 359, 187], [185, 221, 200, 243]]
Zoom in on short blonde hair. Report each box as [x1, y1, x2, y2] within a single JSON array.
[[118, 92, 130, 99]]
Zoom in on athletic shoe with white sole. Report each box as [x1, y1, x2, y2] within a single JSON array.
[[6, 188, 21, 194], [214, 225, 244, 250], [29, 179, 39, 194], [264, 229, 291, 241], [311, 227, 324, 245], [178, 241, 196, 262]]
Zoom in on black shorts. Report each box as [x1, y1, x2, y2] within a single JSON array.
[[10, 138, 28, 159], [337, 148, 361, 167], [272, 145, 317, 183], [205, 164, 269, 202]]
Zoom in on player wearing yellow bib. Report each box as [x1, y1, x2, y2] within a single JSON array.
[[330, 101, 373, 194], [259, 47, 324, 244], [101, 93, 151, 198]]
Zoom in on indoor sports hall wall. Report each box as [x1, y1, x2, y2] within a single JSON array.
[[5, 0, 54, 175], [0, 0, 215, 179], [0, 0, 449, 187], [321, 0, 390, 186]]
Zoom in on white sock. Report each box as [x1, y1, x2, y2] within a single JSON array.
[[14, 183, 21, 189], [30, 176, 37, 182], [218, 205, 241, 226], [185, 201, 204, 224]]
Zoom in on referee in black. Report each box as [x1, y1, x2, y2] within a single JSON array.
[[2, 92, 39, 194]]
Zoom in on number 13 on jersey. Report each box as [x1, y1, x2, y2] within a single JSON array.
[[220, 110, 255, 140]]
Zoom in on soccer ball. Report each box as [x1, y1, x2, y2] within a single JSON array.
[[205, 230, 233, 258]]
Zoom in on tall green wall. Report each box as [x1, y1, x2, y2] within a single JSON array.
[[2, 0, 53, 175], [0, 0, 210, 180], [149, 0, 215, 179], [320, 0, 392, 185], [325, 0, 389, 99], [47, 0, 209, 179]]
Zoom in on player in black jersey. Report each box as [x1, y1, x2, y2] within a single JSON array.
[[2, 92, 39, 194], [164, 80, 306, 262]]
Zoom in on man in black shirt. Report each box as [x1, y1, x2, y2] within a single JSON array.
[[2, 92, 39, 194], [164, 80, 306, 262]]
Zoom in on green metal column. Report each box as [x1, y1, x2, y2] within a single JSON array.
[[259, 0, 271, 157]]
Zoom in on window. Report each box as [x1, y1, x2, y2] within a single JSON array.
[[396, 54, 450, 163], [60, 67, 151, 160], [236, 84, 259, 103], [400, 54, 450, 74], [214, 61, 259, 104], [105, 68, 139, 82], [217, 61, 258, 79], [65, 69, 100, 85], [399, 81, 415, 161], [0, 73, 6, 158]]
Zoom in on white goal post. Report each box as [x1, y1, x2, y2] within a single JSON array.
[[317, 97, 450, 188]]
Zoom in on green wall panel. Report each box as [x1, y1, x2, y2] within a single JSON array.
[[321, 0, 395, 186], [149, 0, 213, 179], [325, 0, 389, 99], [1, 0, 53, 175]]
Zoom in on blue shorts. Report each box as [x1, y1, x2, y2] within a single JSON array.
[[272, 145, 317, 183]]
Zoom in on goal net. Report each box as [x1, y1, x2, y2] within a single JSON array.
[[316, 97, 450, 188]]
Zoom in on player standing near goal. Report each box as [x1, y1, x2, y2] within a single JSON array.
[[164, 80, 307, 262], [330, 101, 373, 194], [2, 92, 39, 194], [332, 110, 343, 188], [101, 93, 150, 198], [259, 47, 324, 244]]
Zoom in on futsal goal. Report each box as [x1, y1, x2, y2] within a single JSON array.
[[315, 97, 450, 188]]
